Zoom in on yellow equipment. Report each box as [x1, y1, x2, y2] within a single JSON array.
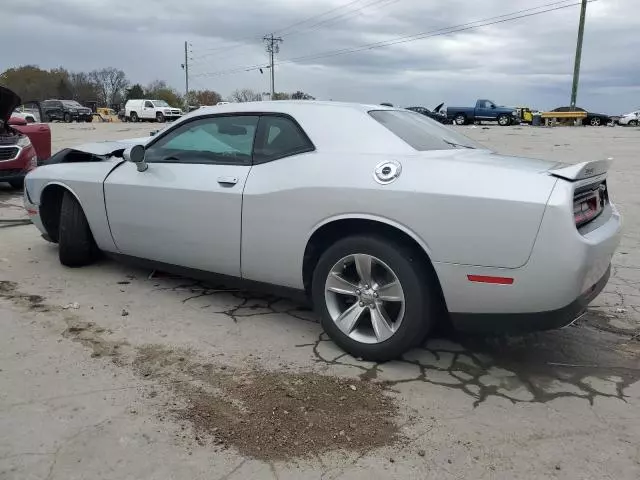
[[93, 108, 120, 122], [515, 106, 534, 124]]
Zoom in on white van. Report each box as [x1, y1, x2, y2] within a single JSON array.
[[124, 99, 183, 123]]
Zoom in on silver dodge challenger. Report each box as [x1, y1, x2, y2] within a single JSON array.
[[23, 102, 622, 360]]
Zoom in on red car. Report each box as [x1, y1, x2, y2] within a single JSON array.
[[1, 86, 51, 188]]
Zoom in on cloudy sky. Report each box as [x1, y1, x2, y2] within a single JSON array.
[[2, 0, 637, 113]]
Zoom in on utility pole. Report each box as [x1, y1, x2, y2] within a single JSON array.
[[263, 34, 283, 99], [570, 0, 588, 110], [181, 41, 190, 109]]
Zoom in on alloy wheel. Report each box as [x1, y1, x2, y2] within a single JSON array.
[[324, 253, 405, 344]]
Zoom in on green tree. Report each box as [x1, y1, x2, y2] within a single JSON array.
[[126, 83, 145, 100], [272, 92, 291, 100], [188, 89, 223, 106], [291, 91, 315, 100], [145, 80, 183, 107]]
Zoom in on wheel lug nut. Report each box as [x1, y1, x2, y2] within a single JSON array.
[[373, 292, 379, 298], [355, 289, 361, 295], [359, 302, 365, 307]]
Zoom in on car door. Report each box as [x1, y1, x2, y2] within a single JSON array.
[[475, 100, 494, 120], [103, 114, 260, 277], [142, 101, 155, 119]]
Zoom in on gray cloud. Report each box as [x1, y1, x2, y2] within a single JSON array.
[[2, 0, 638, 113]]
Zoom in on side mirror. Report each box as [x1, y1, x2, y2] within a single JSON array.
[[491, 104, 496, 109], [123, 145, 147, 172], [8, 116, 28, 126]]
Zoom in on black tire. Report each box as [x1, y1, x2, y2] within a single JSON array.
[[454, 114, 466, 125], [156, 112, 165, 123], [58, 192, 98, 267], [311, 235, 439, 362], [589, 116, 601, 126], [8, 179, 24, 189], [130, 112, 139, 123], [85, 116, 93, 123], [629, 120, 638, 126], [63, 112, 72, 123], [497, 114, 511, 126]]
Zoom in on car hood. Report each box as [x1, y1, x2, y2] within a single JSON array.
[[72, 136, 152, 156], [0, 85, 21, 124]]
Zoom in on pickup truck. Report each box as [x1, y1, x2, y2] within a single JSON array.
[[446, 99, 516, 126]]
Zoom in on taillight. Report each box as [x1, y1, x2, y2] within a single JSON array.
[[574, 182, 606, 227]]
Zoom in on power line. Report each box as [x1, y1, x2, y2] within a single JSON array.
[[272, 0, 366, 36], [191, 0, 368, 60], [192, 0, 589, 79], [280, 0, 403, 38]]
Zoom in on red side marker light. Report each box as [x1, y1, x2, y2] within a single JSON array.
[[467, 275, 514, 285], [27, 208, 38, 216]]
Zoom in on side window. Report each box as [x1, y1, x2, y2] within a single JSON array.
[[254, 116, 314, 164], [145, 115, 259, 165], [478, 101, 489, 109], [144, 101, 154, 108]]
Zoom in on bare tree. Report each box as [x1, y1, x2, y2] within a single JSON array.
[[68, 72, 98, 103], [89, 67, 128, 106], [231, 88, 262, 103]]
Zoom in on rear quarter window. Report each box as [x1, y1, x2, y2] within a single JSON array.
[[369, 110, 483, 151]]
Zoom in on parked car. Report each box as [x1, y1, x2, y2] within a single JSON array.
[[405, 104, 449, 124], [617, 110, 639, 126], [23, 102, 621, 360], [124, 99, 183, 123], [446, 99, 517, 126], [551, 106, 611, 127], [41, 99, 93, 123], [12, 108, 38, 123], [1, 87, 51, 188]]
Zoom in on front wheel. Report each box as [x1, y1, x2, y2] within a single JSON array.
[[497, 114, 511, 126], [312, 235, 438, 361], [590, 117, 602, 126], [58, 192, 99, 267], [85, 116, 93, 123], [156, 112, 165, 123], [63, 113, 72, 123], [629, 120, 638, 126]]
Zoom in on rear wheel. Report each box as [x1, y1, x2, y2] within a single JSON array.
[[130, 112, 139, 123], [58, 192, 98, 267], [628, 120, 637, 126], [454, 114, 466, 125], [497, 114, 511, 126], [312, 235, 438, 361]]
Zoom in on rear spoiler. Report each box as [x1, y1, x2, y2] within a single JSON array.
[[549, 158, 612, 181]]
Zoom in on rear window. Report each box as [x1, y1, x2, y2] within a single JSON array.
[[369, 110, 483, 151]]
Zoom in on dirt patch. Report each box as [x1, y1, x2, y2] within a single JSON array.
[[179, 371, 398, 461], [1, 281, 402, 462], [130, 345, 400, 461]]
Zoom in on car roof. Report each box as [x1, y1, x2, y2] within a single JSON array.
[[186, 101, 411, 154], [192, 100, 396, 116]]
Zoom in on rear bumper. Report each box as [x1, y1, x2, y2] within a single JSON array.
[[435, 176, 622, 333], [451, 266, 610, 333]]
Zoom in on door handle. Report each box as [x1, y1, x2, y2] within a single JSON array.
[[217, 176, 238, 186]]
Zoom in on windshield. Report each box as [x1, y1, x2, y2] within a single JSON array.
[[61, 100, 83, 108], [369, 110, 484, 151], [153, 100, 170, 107]]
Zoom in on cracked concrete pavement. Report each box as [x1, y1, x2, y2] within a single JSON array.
[[1, 123, 639, 479]]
